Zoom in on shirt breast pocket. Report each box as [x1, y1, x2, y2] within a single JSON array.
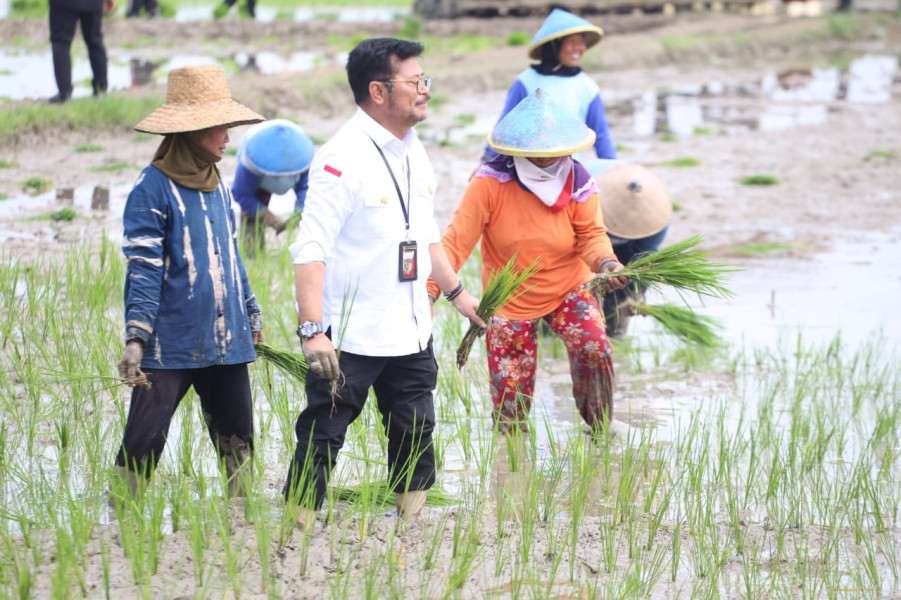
[[362, 189, 393, 209]]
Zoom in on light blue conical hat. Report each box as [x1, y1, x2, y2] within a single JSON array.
[[528, 8, 604, 61], [487, 88, 596, 158], [238, 119, 314, 177]]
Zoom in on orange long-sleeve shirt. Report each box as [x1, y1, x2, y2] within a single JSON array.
[[433, 174, 616, 320]]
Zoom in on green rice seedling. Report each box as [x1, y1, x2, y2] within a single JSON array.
[[89, 161, 135, 173], [658, 156, 701, 167], [506, 30, 530, 46], [22, 176, 52, 195], [50, 207, 77, 222], [739, 174, 780, 186], [254, 342, 309, 387], [456, 254, 541, 369], [591, 235, 736, 301], [637, 302, 721, 346], [732, 241, 799, 255], [74, 143, 103, 153]]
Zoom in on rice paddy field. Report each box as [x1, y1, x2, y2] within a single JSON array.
[[0, 224, 897, 598], [1, 2, 901, 599]]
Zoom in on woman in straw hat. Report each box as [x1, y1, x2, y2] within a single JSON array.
[[112, 65, 266, 500], [483, 8, 616, 163], [430, 88, 628, 435]]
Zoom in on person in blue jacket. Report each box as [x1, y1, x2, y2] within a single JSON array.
[[232, 119, 314, 256], [484, 8, 616, 162], [113, 65, 266, 501]]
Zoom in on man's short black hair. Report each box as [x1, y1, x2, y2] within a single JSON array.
[[346, 38, 424, 105]]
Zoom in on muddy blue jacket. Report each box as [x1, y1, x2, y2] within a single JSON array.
[[122, 165, 260, 369]]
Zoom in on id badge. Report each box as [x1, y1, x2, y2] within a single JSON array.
[[398, 240, 418, 282]]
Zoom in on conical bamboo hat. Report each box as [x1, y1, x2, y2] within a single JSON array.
[[595, 164, 672, 239]]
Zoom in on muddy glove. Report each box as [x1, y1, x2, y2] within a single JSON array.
[[301, 336, 340, 381], [118, 340, 145, 387], [249, 311, 264, 345]]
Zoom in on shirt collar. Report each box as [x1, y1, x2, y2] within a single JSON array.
[[354, 107, 415, 158]]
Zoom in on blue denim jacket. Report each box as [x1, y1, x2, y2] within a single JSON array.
[[122, 166, 260, 369]]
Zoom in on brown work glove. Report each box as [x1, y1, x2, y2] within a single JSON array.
[[301, 336, 340, 381], [118, 340, 145, 387]]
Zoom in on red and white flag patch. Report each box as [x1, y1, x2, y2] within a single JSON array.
[[324, 164, 342, 178]]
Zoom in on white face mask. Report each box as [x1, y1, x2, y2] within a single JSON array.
[[513, 155, 573, 208]]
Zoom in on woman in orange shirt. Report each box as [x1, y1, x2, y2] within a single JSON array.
[[432, 89, 627, 434]]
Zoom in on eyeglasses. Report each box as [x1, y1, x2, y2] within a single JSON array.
[[382, 74, 432, 94]]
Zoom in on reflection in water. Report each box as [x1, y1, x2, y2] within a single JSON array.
[[629, 54, 897, 137]]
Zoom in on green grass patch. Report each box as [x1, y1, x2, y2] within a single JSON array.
[[0, 192, 9, 201], [89, 162, 135, 173], [693, 126, 713, 135], [826, 14, 861, 38], [397, 16, 421, 40], [867, 150, 896, 159], [506, 31, 530, 46], [660, 132, 677, 142], [74, 143, 104, 153], [659, 157, 701, 168], [22, 206, 77, 221], [224, 147, 238, 157], [22, 176, 52, 195], [739, 174, 780, 186], [51, 207, 77, 222], [0, 159, 16, 168], [10, 0, 45, 18], [732, 242, 798, 255], [0, 95, 163, 139], [120, 36, 159, 50], [615, 143, 631, 153], [454, 113, 476, 126]]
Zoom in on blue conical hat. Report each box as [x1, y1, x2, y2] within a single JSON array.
[[528, 8, 604, 61], [487, 88, 596, 158], [238, 119, 314, 177]]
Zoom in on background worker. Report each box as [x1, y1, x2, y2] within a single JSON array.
[[48, 0, 115, 103], [232, 119, 314, 255], [585, 159, 673, 339], [483, 8, 616, 162]]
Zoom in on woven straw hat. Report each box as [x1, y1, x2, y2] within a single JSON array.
[[488, 88, 595, 158], [528, 9, 604, 61], [593, 164, 672, 239], [135, 65, 264, 135]]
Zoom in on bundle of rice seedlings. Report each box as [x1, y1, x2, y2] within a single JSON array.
[[255, 342, 309, 386], [636, 303, 722, 347], [45, 370, 152, 391], [591, 235, 736, 300], [332, 481, 458, 508], [455, 255, 541, 370]]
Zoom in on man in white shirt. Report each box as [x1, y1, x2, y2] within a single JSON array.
[[285, 37, 485, 530]]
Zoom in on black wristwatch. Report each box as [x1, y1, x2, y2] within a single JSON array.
[[297, 321, 324, 340]]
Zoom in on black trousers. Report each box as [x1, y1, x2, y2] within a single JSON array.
[[284, 340, 438, 509], [115, 365, 254, 476], [126, 0, 158, 17], [49, 4, 107, 97], [223, 0, 256, 17]]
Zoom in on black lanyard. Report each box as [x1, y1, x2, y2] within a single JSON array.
[[369, 138, 411, 238]]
